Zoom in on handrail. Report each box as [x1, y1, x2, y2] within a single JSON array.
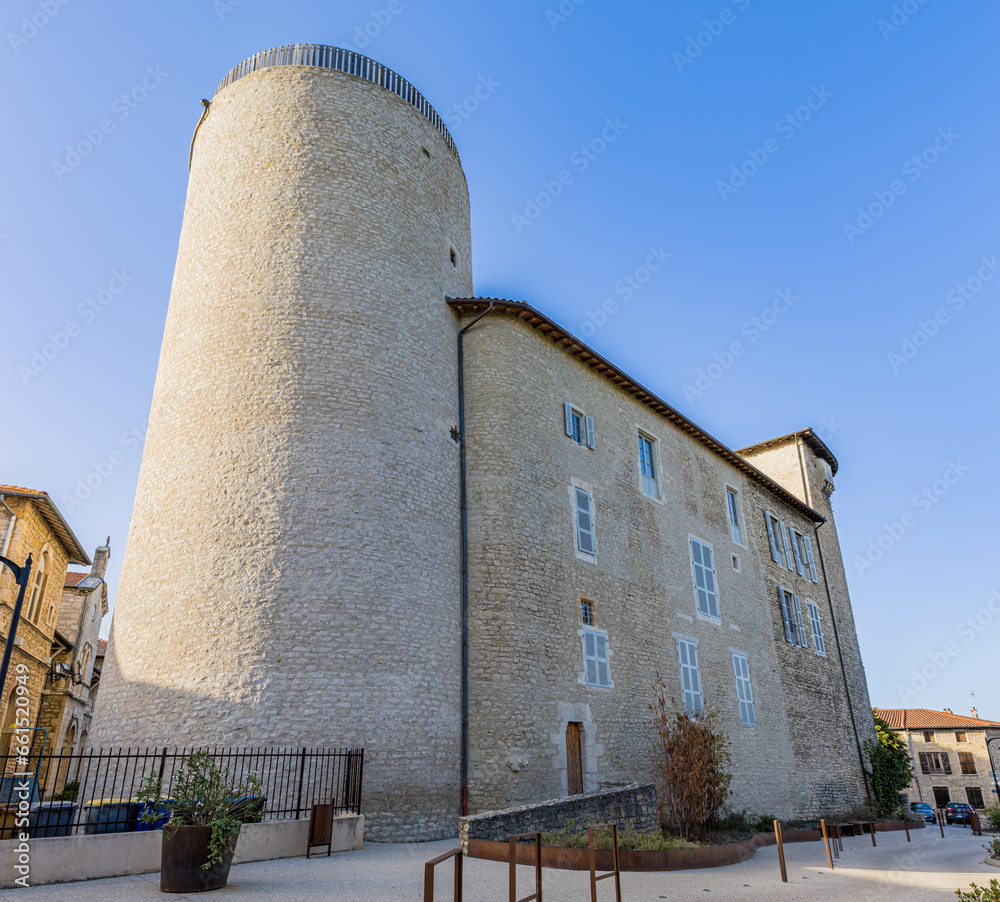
[[423, 847, 463, 902], [214, 44, 458, 155]]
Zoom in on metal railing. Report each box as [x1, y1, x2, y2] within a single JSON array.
[[0, 746, 363, 840], [214, 44, 458, 155]]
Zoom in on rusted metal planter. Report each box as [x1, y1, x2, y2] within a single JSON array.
[[467, 820, 921, 872], [160, 824, 238, 893]]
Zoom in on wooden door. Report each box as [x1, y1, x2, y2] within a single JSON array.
[[566, 722, 583, 796]]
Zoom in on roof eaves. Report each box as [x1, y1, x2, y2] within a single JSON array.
[[449, 298, 825, 524], [737, 429, 839, 477], [0, 488, 91, 566]]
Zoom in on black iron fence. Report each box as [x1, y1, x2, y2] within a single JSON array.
[[0, 746, 363, 840]]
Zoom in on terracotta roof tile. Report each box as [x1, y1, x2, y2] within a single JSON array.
[[0, 484, 91, 566], [64, 571, 89, 587], [876, 708, 1000, 730], [96, 639, 107, 657]]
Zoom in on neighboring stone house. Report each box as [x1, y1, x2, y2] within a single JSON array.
[[91, 45, 876, 840], [877, 707, 1000, 811], [0, 486, 91, 763], [34, 540, 110, 793]]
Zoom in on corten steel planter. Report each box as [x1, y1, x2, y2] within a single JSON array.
[[160, 824, 238, 893]]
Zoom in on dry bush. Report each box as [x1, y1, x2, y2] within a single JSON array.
[[649, 675, 733, 840]]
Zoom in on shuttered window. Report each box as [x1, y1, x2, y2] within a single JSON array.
[[690, 539, 719, 618], [639, 434, 658, 498], [575, 488, 596, 555], [677, 638, 703, 715], [778, 587, 801, 646], [732, 654, 756, 726], [803, 535, 819, 582], [789, 528, 808, 578], [967, 787, 985, 808], [807, 600, 826, 654], [959, 752, 977, 775], [726, 488, 743, 545], [564, 402, 594, 449], [583, 629, 610, 687], [793, 595, 808, 649], [919, 752, 952, 775], [764, 512, 785, 567]]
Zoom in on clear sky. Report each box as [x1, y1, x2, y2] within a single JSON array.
[[2, 0, 998, 723]]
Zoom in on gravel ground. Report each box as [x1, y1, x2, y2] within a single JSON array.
[[4, 823, 996, 900]]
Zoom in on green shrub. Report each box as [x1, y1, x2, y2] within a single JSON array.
[[985, 838, 1000, 861], [51, 781, 79, 802], [984, 804, 1000, 832], [864, 711, 915, 818], [539, 824, 704, 851], [955, 879, 1000, 902]]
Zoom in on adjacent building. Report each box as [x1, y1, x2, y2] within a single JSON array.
[[877, 707, 1000, 811]]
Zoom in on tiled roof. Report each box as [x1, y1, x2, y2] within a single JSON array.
[[96, 639, 107, 657], [876, 708, 1000, 730], [448, 298, 825, 524], [64, 571, 89, 587], [0, 485, 91, 566], [737, 429, 839, 477]]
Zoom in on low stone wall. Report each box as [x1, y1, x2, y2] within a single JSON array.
[[0, 814, 364, 887], [459, 783, 657, 853]]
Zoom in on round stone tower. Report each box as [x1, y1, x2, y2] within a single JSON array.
[[90, 46, 473, 841]]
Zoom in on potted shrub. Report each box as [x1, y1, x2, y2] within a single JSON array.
[[137, 752, 262, 893]]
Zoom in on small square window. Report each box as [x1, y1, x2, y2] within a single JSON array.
[[956, 732, 967, 743], [731, 554, 740, 572], [580, 598, 596, 626], [924, 731, 936, 743]]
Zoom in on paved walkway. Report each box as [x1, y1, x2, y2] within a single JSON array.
[[4, 824, 996, 900]]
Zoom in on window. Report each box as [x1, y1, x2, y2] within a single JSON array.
[[689, 539, 719, 618], [793, 595, 808, 649], [807, 600, 826, 655], [732, 654, 756, 726], [959, 752, 977, 775], [919, 752, 952, 775], [778, 587, 802, 646], [956, 732, 968, 743], [26, 550, 50, 624], [449, 247, 457, 267], [967, 787, 985, 809], [764, 512, 819, 583], [574, 488, 596, 555], [676, 637, 703, 714], [638, 434, 658, 498], [564, 402, 594, 449], [583, 629, 610, 687], [923, 731, 936, 743], [580, 598, 596, 626], [726, 488, 743, 545]]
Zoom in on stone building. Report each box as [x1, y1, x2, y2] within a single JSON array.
[[34, 540, 110, 793], [91, 45, 875, 840], [0, 486, 91, 762], [876, 707, 1000, 811]]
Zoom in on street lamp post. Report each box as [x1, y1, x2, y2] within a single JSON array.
[[0, 553, 33, 707]]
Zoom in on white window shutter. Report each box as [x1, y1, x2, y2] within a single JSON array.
[[779, 589, 795, 644], [793, 595, 808, 648], [779, 522, 795, 572], [575, 489, 596, 555], [585, 415, 595, 449], [804, 536, 819, 583], [790, 529, 807, 578], [764, 512, 784, 565], [565, 402, 574, 437]]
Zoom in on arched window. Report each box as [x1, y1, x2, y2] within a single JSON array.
[[80, 644, 93, 687], [26, 549, 50, 624]]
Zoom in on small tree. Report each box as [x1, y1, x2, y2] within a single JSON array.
[[864, 710, 915, 816], [649, 676, 732, 839]]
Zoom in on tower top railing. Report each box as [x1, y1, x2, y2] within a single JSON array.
[[216, 44, 458, 156]]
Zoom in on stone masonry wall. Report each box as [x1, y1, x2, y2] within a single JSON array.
[[458, 782, 658, 851], [90, 61, 473, 841]]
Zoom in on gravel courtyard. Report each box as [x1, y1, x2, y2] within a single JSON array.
[[4, 823, 996, 900]]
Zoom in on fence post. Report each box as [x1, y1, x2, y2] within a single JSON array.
[[774, 820, 788, 883], [295, 747, 307, 820], [901, 809, 910, 842], [821, 819, 834, 869], [868, 814, 876, 847], [938, 809, 945, 838]]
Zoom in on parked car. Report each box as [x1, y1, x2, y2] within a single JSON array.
[[945, 802, 975, 825], [910, 802, 936, 824]]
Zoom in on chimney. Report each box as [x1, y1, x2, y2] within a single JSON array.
[[944, 707, 953, 714], [972, 707, 979, 719], [91, 537, 111, 580]]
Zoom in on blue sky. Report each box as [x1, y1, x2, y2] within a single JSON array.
[[2, 0, 998, 723]]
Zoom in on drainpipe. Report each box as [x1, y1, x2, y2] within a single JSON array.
[[457, 301, 494, 817]]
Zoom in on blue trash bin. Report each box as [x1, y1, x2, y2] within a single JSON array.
[[135, 800, 174, 831], [82, 799, 139, 834], [30, 801, 76, 837]]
